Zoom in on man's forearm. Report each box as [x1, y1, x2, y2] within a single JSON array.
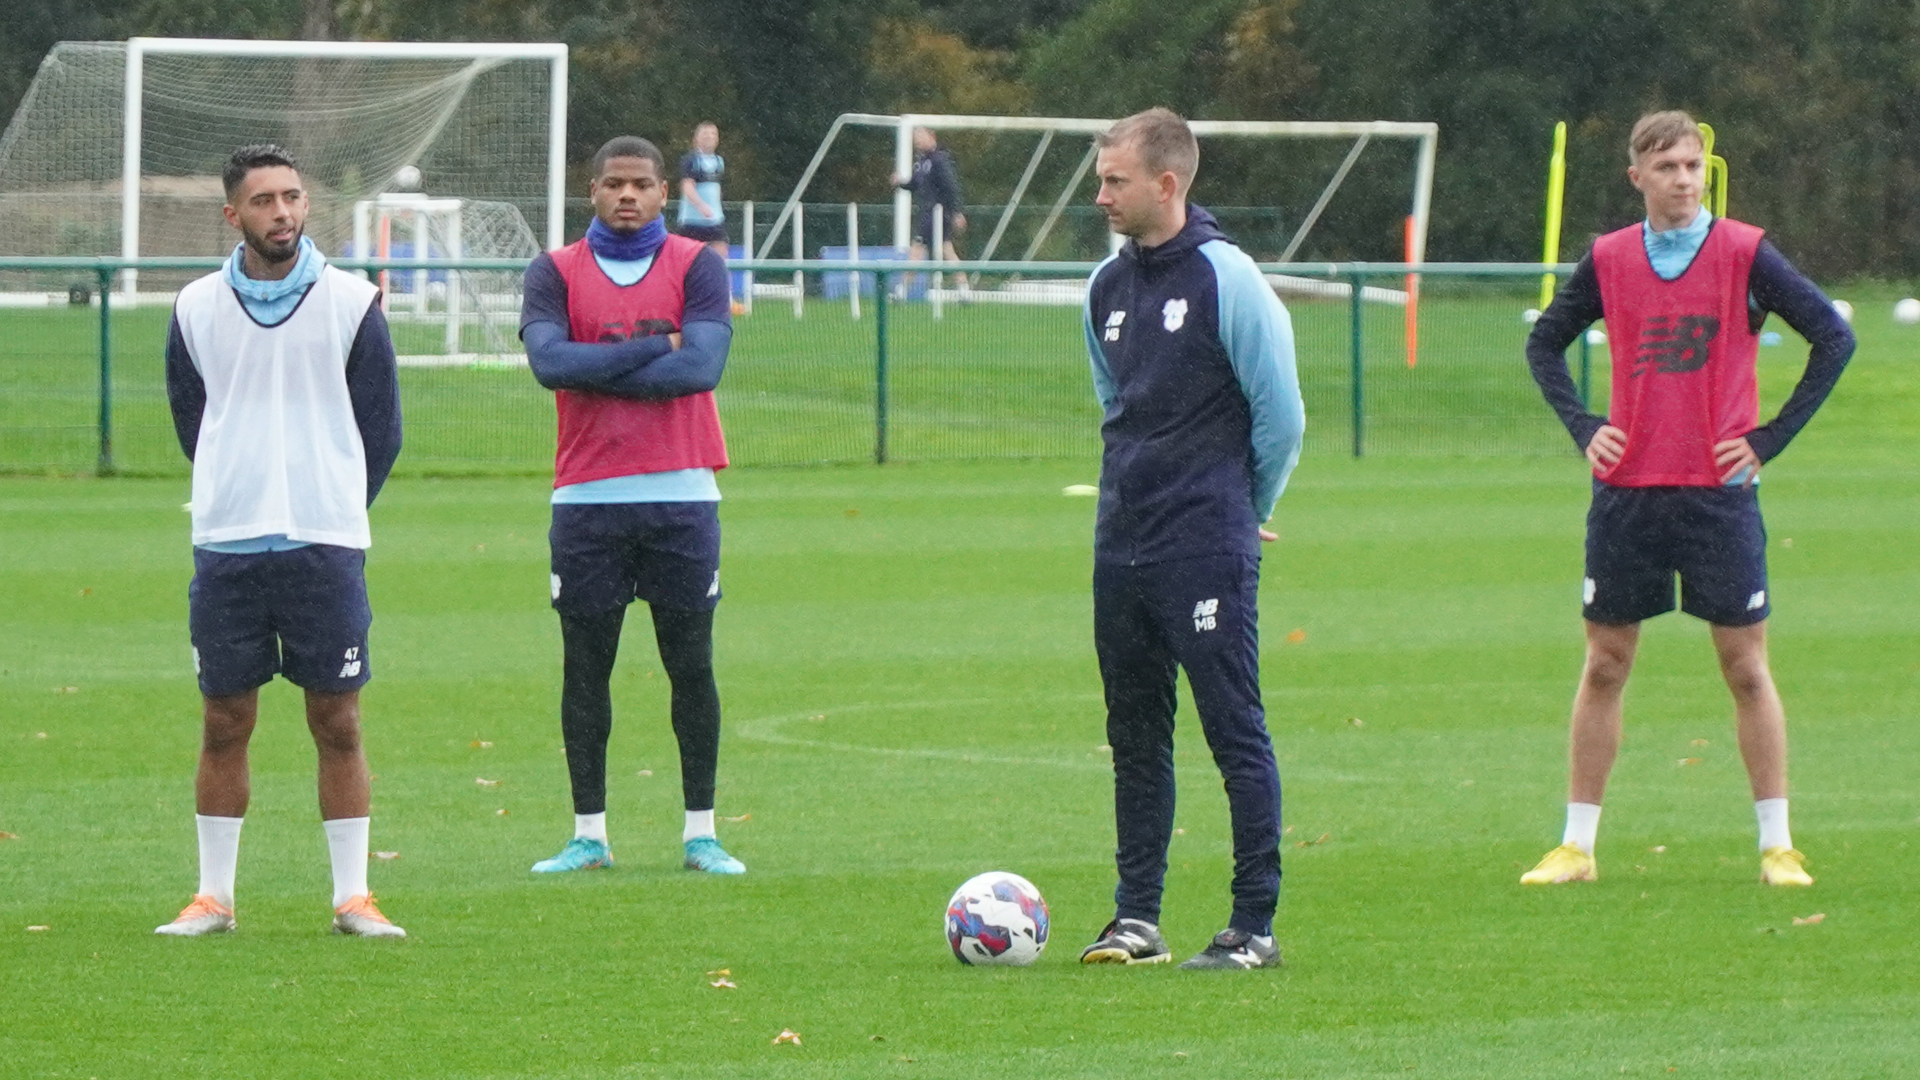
[[592, 321, 731, 400], [523, 322, 675, 392]]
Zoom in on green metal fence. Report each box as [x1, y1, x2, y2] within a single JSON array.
[[0, 257, 1586, 477]]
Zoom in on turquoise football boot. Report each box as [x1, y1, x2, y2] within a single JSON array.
[[531, 836, 612, 873], [683, 836, 746, 875]]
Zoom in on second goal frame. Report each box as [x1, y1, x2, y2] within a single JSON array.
[[760, 112, 1439, 267]]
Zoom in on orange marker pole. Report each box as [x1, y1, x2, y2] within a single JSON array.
[[377, 213, 392, 313], [1403, 215, 1420, 368]]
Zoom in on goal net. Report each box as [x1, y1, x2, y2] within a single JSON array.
[[0, 38, 566, 303]]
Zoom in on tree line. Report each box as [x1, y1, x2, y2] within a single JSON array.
[[6, 0, 1919, 275]]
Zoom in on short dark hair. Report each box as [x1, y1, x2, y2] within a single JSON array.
[[222, 143, 300, 199], [593, 136, 665, 177], [1097, 108, 1199, 193]]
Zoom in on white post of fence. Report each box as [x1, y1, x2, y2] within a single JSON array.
[[792, 202, 804, 319], [847, 201, 860, 320], [930, 204, 944, 321], [741, 201, 755, 315], [411, 210, 429, 315], [445, 209, 463, 354]]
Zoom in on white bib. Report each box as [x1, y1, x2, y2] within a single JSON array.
[[175, 266, 381, 549]]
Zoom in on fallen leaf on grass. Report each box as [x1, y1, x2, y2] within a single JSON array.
[[371, 851, 400, 860], [26, 925, 49, 932], [1651, 845, 1667, 854], [637, 769, 654, 777], [869, 1035, 886, 1042], [1294, 832, 1331, 848], [475, 778, 500, 787], [1172, 828, 1186, 836], [469, 740, 493, 749], [1792, 913, 1826, 926], [773, 1029, 802, 1046], [78, 588, 92, 597], [1062, 484, 1098, 497], [722, 813, 751, 823], [1285, 629, 1307, 643], [1690, 739, 1710, 748], [710, 978, 737, 989], [0, 832, 17, 840], [1347, 717, 1364, 728], [495, 808, 509, 816], [707, 968, 731, 977], [1677, 757, 1702, 767]]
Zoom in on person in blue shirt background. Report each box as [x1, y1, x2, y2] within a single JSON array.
[[677, 122, 740, 313], [1076, 108, 1305, 972], [677, 122, 728, 251]]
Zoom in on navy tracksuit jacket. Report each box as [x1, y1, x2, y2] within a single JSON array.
[[1083, 207, 1305, 935]]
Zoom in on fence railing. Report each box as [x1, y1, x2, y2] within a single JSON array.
[[0, 257, 1587, 477]]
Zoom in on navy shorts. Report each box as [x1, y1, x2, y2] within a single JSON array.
[[676, 223, 728, 245], [188, 545, 373, 697], [1584, 481, 1770, 626], [549, 502, 722, 616]]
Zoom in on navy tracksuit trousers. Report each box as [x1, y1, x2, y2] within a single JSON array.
[[1094, 553, 1281, 936]]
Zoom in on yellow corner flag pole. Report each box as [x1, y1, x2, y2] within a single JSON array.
[[1539, 121, 1568, 310]]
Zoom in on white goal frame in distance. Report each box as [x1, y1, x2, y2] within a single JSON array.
[[759, 113, 1438, 265], [118, 37, 568, 299]]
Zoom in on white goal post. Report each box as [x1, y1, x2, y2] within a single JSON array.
[[114, 37, 567, 299], [758, 112, 1439, 265]]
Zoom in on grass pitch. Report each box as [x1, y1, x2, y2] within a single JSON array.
[[2, 294, 1918, 1078]]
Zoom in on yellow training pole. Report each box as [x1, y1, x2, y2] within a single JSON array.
[[1540, 121, 1568, 310], [1699, 121, 1729, 217]]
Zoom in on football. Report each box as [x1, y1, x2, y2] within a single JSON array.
[[392, 164, 422, 191], [945, 871, 1048, 966], [1894, 298, 1920, 325]]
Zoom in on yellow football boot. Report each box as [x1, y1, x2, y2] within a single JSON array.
[[1520, 842, 1597, 885], [1760, 847, 1813, 887]]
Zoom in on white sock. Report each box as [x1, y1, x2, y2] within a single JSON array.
[[1563, 802, 1602, 855], [195, 815, 243, 909], [323, 817, 370, 908], [684, 809, 715, 842], [574, 812, 607, 842], [1755, 798, 1792, 852]]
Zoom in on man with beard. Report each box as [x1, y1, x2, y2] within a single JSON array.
[[158, 144, 404, 937]]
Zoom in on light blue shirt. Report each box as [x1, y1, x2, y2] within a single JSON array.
[[1642, 207, 1712, 281], [198, 533, 312, 554], [553, 250, 719, 506], [224, 235, 323, 324], [593, 252, 655, 287]]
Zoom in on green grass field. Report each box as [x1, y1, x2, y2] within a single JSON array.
[[3, 288, 1918, 1078]]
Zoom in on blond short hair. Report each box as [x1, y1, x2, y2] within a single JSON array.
[[1097, 107, 1199, 192], [1629, 111, 1703, 163]]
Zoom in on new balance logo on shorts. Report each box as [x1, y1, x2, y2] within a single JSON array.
[[338, 646, 362, 679], [707, 571, 720, 598], [550, 573, 562, 601], [1192, 598, 1219, 632], [1748, 590, 1766, 611]]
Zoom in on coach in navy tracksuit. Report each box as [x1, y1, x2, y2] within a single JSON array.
[[1077, 109, 1305, 972]]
